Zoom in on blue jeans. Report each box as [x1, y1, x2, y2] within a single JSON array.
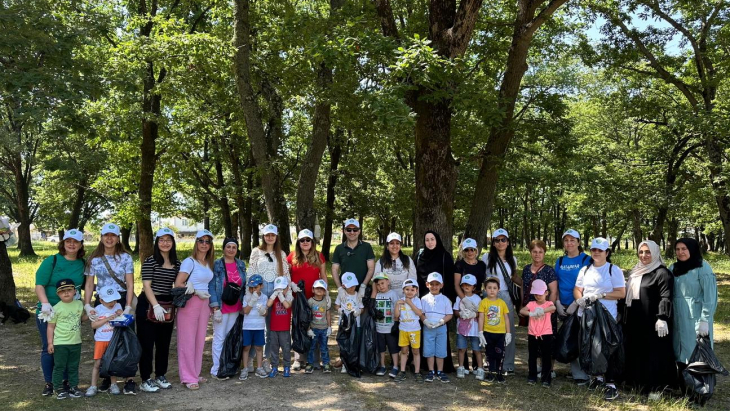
[[37, 317, 67, 383], [307, 328, 330, 365]]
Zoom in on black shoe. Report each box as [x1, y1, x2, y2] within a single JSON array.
[[542, 381, 551, 388], [56, 391, 69, 400], [67, 386, 83, 398], [123, 380, 137, 395], [42, 383, 54, 396], [588, 378, 605, 391], [99, 377, 111, 392], [62, 380, 71, 392], [496, 374, 506, 384], [604, 385, 619, 401], [486, 372, 496, 382]]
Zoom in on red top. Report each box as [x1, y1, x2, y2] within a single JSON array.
[[287, 252, 325, 299], [269, 299, 292, 331]]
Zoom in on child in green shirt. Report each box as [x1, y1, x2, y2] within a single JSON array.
[[48, 278, 87, 399]]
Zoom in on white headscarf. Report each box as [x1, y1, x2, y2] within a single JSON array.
[[625, 240, 664, 306]]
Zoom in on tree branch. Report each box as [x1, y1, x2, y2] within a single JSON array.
[[372, 0, 399, 39], [449, 0, 485, 57]]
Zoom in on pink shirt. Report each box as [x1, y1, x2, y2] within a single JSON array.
[[526, 301, 554, 337], [222, 262, 243, 314]]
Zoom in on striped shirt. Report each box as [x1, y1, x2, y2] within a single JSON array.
[[141, 256, 180, 295]]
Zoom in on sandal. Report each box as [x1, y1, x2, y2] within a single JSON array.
[[185, 383, 199, 390], [198, 377, 208, 383]]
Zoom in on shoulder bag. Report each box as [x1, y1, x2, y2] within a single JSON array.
[[221, 263, 243, 306]]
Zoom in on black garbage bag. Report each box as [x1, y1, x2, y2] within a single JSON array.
[[217, 314, 244, 379], [291, 280, 312, 354], [100, 327, 142, 378], [579, 301, 624, 376], [682, 336, 729, 406], [556, 311, 580, 363], [336, 312, 361, 378], [170, 287, 193, 308], [358, 293, 379, 374]]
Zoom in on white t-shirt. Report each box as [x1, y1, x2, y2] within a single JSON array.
[[398, 296, 423, 332], [375, 290, 399, 334], [374, 257, 417, 299], [336, 288, 364, 327], [180, 257, 214, 292], [482, 255, 518, 292], [453, 295, 482, 337], [575, 263, 626, 319], [242, 293, 268, 330], [94, 303, 122, 342], [421, 293, 454, 323], [88, 254, 134, 293]]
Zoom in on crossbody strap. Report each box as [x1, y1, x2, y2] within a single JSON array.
[[101, 256, 128, 290], [495, 258, 512, 286]]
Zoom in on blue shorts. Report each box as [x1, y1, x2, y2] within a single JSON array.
[[422, 326, 447, 358], [242, 329, 265, 347], [456, 334, 481, 351]]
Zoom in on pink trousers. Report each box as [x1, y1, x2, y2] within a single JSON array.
[[176, 295, 210, 384]]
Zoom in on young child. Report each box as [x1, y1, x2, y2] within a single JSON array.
[[421, 272, 454, 383], [306, 279, 332, 374], [240, 274, 268, 380], [47, 279, 86, 399], [453, 274, 484, 380], [519, 279, 556, 387], [394, 279, 423, 383], [335, 272, 363, 374], [370, 273, 399, 377], [85, 286, 123, 397], [478, 277, 511, 383], [267, 276, 293, 378]]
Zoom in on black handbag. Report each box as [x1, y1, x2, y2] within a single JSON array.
[[221, 267, 242, 306]]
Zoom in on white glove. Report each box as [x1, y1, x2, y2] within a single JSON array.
[[185, 281, 195, 295], [555, 300, 566, 317], [123, 305, 132, 315], [41, 302, 54, 317], [505, 333, 512, 346], [529, 310, 538, 317], [587, 293, 605, 302], [307, 329, 315, 338], [534, 307, 545, 318], [290, 282, 301, 293], [257, 304, 267, 316], [423, 319, 434, 328], [326, 327, 332, 337], [461, 298, 478, 312], [478, 334, 487, 347], [353, 309, 361, 318], [213, 309, 222, 323], [84, 304, 98, 321], [576, 296, 587, 308], [153, 304, 168, 322], [697, 321, 709, 337], [195, 290, 210, 299], [277, 291, 287, 303], [285, 290, 294, 302], [357, 287, 366, 299], [248, 292, 260, 305], [655, 319, 668, 338], [269, 290, 280, 300], [437, 319, 445, 327], [566, 301, 578, 315]]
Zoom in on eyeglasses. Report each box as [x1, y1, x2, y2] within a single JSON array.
[[196, 239, 212, 245], [345, 228, 360, 233], [493, 238, 508, 243], [158, 238, 173, 244], [299, 238, 312, 243]]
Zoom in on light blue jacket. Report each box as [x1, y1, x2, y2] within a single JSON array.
[[208, 257, 247, 308]]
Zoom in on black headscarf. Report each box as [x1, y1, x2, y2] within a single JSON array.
[[672, 238, 703, 277], [416, 230, 455, 301]]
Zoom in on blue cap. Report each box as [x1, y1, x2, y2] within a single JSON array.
[[247, 274, 263, 287]]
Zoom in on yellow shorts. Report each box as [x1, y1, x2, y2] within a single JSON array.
[[398, 330, 421, 348]]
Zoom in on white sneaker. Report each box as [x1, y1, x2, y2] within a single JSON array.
[[341, 364, 347, 374], [292, 361, 301, 371], [109, 383, 121, 395], [255, 367, 268, 378], [140, 379, 160, 393], [154, 375, 172, 389], [475, 369, 485, 381], [85, 386, 98, 397], [239, 369, 249, 381], [262, 359, 272, 374], [456, 367, 465, 379]]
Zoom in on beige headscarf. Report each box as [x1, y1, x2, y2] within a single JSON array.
[[625, 240, 664, 306]]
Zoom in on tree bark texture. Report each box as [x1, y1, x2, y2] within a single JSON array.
[[321, 129, 343, 261], [0, 242, 16, 306]]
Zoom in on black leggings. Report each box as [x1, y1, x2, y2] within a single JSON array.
[[528, 335, 554, 383], [135, 292, 174, 381]]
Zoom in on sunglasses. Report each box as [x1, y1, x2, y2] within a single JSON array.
[[464, 248, 477, 252], [265, 252, 274, 262], [299, 238, 312, 243], [493, 238, 508, 243], [345, 228, 360, 233], [196, 239, 212, 245], [590, 248, 605, 252]]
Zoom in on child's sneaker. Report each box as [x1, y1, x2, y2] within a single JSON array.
[[486, 372, 495, 382], [341, 364, 347, 374], [437, 371, 450, 383], [255, 367, 268, 378], [588, 378, 605, 391], [67, 386, 83, 398], [464, 367, 470, 375], [85, 386, 98, 397], [496, 374, 506, 384], [542, 381, 551, 388], [268, 368, 279, 378], [123, 380, 137, 395], [292, 361, 301, 371], [140, 379, 160, 393], [394, 371, 407, 383], [109, 383, 121, 395], [262, 359, 272, 374], [475, 369, 485, 381], [388, 367, 398, 378], [375, 366, 387, 376], [456, 366, 465, 379], [322, 364, 331, 373], [527, 379, 537, 385], [56, 391, 69, 400], [239, 369, 249, 380], [304, 363, 314, 374], [283, 367, 291, 377], [42, 383, 54, 396], [154, 375, 172, 389], [414, 372, 424, 383], [425, 371, 435, 382], [604, 385, 619, 401]]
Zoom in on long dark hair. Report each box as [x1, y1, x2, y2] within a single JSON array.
[[380, 245, 410, 270], [486, 238, 516, 273], [153, 235, 179, 266]]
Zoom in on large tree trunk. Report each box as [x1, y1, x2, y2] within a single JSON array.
[[212, 138, 233, 238], [12, 150, 36, 256], [226, 132, 251, 257], [0, 242, 16, 306], [121, 225, 133, 252], [67, 178, 86, 230], [321, 129, 343, 261]]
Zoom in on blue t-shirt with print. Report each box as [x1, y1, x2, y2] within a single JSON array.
[[554, 253, 590, 305]]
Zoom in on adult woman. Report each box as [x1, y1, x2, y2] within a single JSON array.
[[287, 228, 325, 370], [35, 229, 86, 396], [374, 232, 416, 299], [174, 229, 215, 390], [573, 237, 626, 401], [623, 240, 676, 396], [83, 223, 136, 394], [137, 228, 180, 393], [670, 238, 717, 381], [208, 237, 246, 379], [454, 238, 487, 300], [481, 228, 520, 375], [553, 229, 590, 384], [248, 224, 290, 372]]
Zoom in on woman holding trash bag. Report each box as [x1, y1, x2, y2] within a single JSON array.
[[670, 238, 718, 381], [34, 229, 86, 396], [248, 224, 291, 373], [482, 228, 520, 376], [136, 228, 180, 393], [622, 240, 676, 397], [375, 232, 417, 299], [573, 237, 626, 401], [287, 228, 325, 370], [174, 229, 215, 390], [83, 223, 137, 395], [208, 237, 246, 380]]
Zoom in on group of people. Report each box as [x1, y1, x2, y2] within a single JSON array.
[[33, 219, 718, 404]]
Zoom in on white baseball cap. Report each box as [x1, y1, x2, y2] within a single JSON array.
[[562, 229, 580, 240], [98, 285, 121, 303], [63, 229, 83, 242], [262, 224, 278, 235], [298, 229, 314, 240], [195, 229, 213, 239], [426, 272, 443, 284], [273, 276, 288, 290], [101, 223, 120, 236], [386, 232, 402, 243], [402, 279, 419, 289], [341, 272, 359, 288], [155, 227, 175, 240], [590, 237, 610, 251], [493, 228, 509, 239], [462, 238, 477, 250], [343, 218, 360, 228], [460, 274, 477, 285], [312, 279, 328, 289]]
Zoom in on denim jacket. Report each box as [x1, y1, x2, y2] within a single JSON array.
[[208, 257, 247, 308]]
